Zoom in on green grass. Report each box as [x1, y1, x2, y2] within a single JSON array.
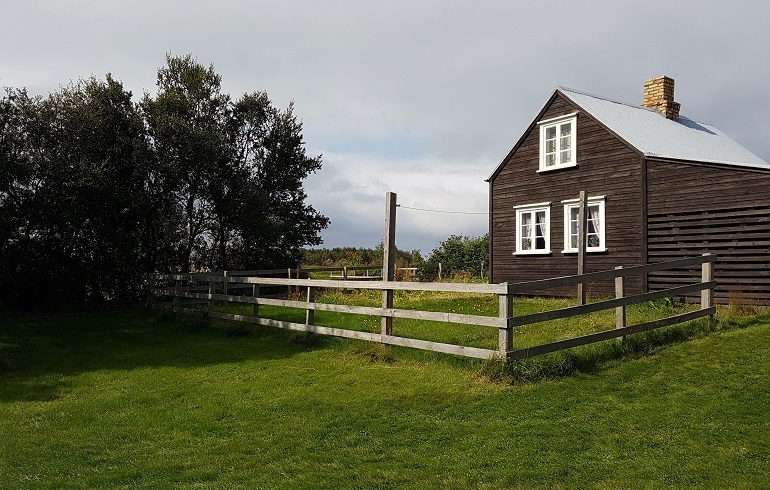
[[1, 297, 770, 488]]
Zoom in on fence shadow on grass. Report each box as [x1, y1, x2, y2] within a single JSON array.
[[0, 308, 334, 403]]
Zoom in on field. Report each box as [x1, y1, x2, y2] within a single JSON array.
[[1, 293, 769, 489]]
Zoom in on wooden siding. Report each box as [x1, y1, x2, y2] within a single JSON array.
[[490, 93, 645, 296], [647, 160, 770, 304]]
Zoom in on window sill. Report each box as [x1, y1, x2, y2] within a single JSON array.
[[561, 248, 607, 254], [513, 251, 552, 256], [537, 163, 578, 173]]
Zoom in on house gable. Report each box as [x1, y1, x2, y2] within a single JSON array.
[[489, 91, 644, 291]]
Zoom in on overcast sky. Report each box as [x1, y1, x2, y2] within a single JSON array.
[[3, 1, 769, 255]]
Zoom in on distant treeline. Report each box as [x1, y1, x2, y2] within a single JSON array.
[[301, 246, 423, 267], [302, 234, 488, 268]]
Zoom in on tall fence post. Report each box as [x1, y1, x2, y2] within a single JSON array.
[[306, 286, 315, 326], [381, 192, 397, 337], [702, 253, 714, 312], [438, 262, 443, 282], [615, 266, 625, 329], [223, 270, 229, 296], [577, 190, 588, 305], [498, 285, 513, 360]]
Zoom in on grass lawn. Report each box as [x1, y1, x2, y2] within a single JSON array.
[[1, 296, 769, 488]]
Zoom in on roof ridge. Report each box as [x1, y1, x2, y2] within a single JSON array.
[[557, 85, 649, 112]]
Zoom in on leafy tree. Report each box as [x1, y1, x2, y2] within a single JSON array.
[[141, 54, 230, 273], [0, 53, 328, 308], [427, 234, 489, 265], [0, 76, 149, 305]]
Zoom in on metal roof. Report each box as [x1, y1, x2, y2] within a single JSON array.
[[558, 86, 769, 168]]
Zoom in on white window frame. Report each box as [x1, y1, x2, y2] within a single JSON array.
[[513, 202, 551, 255], [562, 196, 606, 253], [538, 113, 578, 172]]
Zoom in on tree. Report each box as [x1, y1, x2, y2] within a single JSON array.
[[0, 76, 149, 305], [141, 54, 329, 273], [141, 54, 230, 273], [427, 234, 488, 265], [0, 53, 328, 308]]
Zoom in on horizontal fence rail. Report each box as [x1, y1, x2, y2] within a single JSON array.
[[149, 254, 716, 361]]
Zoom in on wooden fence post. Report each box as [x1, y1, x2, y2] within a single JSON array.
[[287, 268, 292, 297], [577, 191, 588, 305], [208, 276, 214, 315], [702, 253, 714, 312], [382, 192, 397, 337], [223, 270, 229, 296], [252, 283, 260, 317], [438, 262, 443, 282], [306, 286, 315, 326], [615, 266, 625, 329], [173, 278, 180, 309], [343, 266, 348, 280], [498, 287, 513, 359]]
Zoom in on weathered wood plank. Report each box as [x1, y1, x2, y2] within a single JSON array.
[[155, 290, 505, 327], [507, 255, 714, 294], [509, 307, 716, 359], [152, 274, 509, 294], [382, 335, 497, 359], [511, 281, 714, 327]]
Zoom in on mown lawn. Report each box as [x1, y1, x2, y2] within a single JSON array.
[[1, 298, 769, 489]]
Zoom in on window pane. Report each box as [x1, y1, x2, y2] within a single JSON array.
[[521, 237, 532, 250], [588, 233, 600, 247], [546, 154, 555, 166], [570, 235, 578, 249], [560, 136, 571, 150], [560, 150, 571, 163], [536, 236, 545, 249], [546, 140, 556, 153], [560, 123, 571, 137], [546, 126, 556, 139], [521, 213, 531, 226]]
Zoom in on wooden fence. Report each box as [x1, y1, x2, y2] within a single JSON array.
[[149, 254, 715, 361]]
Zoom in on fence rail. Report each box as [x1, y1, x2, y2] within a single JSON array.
[[149, 254, 715, 361]]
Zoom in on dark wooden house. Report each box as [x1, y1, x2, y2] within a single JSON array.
[[487, 76, 770, 304]]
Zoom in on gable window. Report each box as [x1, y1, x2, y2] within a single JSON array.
[[514, 203, 551, 254], [538, 113, 577, 172], [562, 196, 606, 253]]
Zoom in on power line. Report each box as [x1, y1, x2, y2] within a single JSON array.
[[396, 204, 488, 215]]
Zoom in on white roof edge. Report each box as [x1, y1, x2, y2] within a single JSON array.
[[557, 86, 769, 169]]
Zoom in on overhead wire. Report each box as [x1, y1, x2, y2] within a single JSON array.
[[396, 204, 488, 215]]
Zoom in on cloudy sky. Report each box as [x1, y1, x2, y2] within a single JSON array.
[[3, 1, 769, 254]]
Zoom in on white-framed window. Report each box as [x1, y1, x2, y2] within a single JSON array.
[[562, 196, 606, 253], [538, 113, 577, 172], [514, 202, 551, 255]]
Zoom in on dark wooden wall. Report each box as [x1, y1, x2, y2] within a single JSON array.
[[490, 93, 645, 296], [646, 160, 770, 304]]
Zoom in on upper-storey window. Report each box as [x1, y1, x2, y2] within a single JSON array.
[[538, 113, 577, 172]]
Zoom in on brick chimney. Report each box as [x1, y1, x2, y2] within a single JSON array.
[[643, 76, 680, 121]]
